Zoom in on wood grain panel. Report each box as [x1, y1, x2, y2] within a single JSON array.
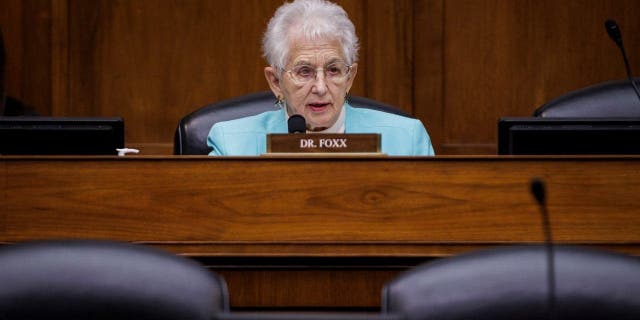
[[413, 0, 444, 154], [0, 0, 25, 102], [3, 156, 640, 245], [66, 0, 282, 144], [362, 0, 414, 112], [217, 268, 399, 308], [51, 0, 68, 115], [441, 0, 640, 154], [20, 0, 53, 116], [1, 0, 53, 115]]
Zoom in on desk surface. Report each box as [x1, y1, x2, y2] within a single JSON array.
[[3, 155, 639, 255], [2, 155, 640, 308]]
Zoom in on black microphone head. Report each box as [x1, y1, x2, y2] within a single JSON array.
[[287, 114, 306, 133], [530, 178, 546, 206], [605, 19, 623, 46]]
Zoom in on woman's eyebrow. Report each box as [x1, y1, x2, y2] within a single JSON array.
[[292, 60, 313, 67], [323, 57, 343, 65]]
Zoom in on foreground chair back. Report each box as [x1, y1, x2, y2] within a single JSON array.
[[533, 78, 640, 117], [382, 245, 640, 320], [0, 240, 229, 320], [173, 91, 411, 155]]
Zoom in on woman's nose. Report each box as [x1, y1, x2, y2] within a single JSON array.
[[311, 71, 328, 93]]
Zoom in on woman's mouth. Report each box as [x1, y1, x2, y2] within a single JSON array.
[[307, 102, 330, 112]]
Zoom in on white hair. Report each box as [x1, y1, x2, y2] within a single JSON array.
[[262, 0, 359, 72]]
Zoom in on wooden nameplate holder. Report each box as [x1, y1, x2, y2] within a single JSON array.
[[266, 133, 381, 154]]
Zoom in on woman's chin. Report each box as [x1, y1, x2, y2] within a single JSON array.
[[307, 118, 332, 129]]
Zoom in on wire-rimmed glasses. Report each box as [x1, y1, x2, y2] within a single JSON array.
[[284, 62, 352, 85]]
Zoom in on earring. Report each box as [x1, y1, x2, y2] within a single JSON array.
[[275, 95, 285, 109]]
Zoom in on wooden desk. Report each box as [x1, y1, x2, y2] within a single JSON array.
[[2, 156, 640, 309]]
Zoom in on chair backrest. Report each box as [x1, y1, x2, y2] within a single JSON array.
[[533, 78, 640, 117], [0, 240, 229, 320], [382, 245, 640, 320], [173, 91, 412, 155]]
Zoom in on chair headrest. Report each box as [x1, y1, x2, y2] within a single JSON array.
[[533, 78, 640, 117], [382, 245, 640, 320], [0, 240, 229, 319]]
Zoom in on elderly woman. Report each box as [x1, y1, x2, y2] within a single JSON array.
[[207, 0, 434, 156]]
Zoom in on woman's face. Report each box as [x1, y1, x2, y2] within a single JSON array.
[[265, 37, 357, 130]]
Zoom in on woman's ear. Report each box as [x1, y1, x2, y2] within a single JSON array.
[[264, 67, 283, 98], [345, 63, 357, 93]]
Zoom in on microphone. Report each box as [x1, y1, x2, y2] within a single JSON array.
[[530, 178, 556, 320], [605, 19, 623, 48], [287, 114, 306, 134], [604, 19, 640, 101]]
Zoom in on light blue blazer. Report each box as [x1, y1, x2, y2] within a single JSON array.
[[207, 104, 435, 156]]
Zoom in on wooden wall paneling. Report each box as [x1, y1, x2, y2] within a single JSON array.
[[20, 0, 53, 116], [441, 0, 640, 155], [0, 0, 24, 104], [413, 0, 444, 155], [50, 0, 68, 115], [65, 0, 100, 117], [0, 8, 7, 105], [443, 0, 537, 155], [0, 21, 3, 106], [362, 0, 414, 113], [217, 268, 401, 308], [1, 0, 53, 115], [66, 0, 284, 150], [525, 0, 640, 106]]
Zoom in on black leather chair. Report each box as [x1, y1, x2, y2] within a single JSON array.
[[173, 91, 412, 155], [533, 78, 640, 117], [382, 245, 640, 320], [0, 240, 229, 320]]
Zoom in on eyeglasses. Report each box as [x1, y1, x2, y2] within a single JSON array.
[[284, 62, 352, 85]]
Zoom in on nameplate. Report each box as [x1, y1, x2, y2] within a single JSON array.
[[267, 133, 381, 153]]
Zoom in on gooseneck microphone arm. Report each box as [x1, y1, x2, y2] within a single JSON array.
[[605, 19, 640, 102], [530, 178, 556, 320]]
